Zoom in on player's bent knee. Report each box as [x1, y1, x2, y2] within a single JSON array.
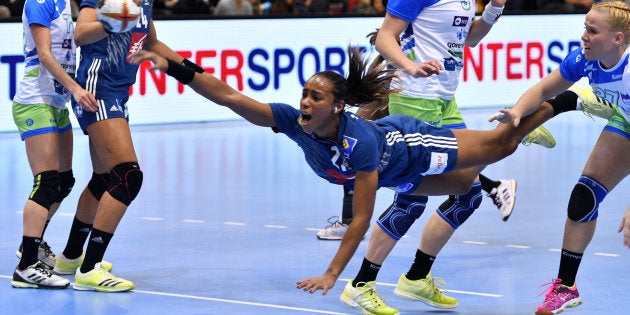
[[567, 175, 608, 222], [437, 182, 482, 229], [376, 194, 428, 240], [56, 170, 76, 202], [29, 170, 61, 210], [88, 172, 110, 200], [107, 162, 143, 206]]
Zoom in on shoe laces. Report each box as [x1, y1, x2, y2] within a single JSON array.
[[40, 241, 55, 258], [32, 262, 54, 278], [324, 216, 344, 229], [538, 278, 565, 300], [425, 275, 448, 296], [581, 96, 615, 121], [354, 282, 389, 308]]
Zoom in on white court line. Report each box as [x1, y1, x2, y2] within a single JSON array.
[[181, 219, 205, 223], [0, 275, 351, 314], [339, 279, 502, 298], [594, 252, 619, 257], [264, 225, 288, 229], [463, 240, 488, 245], [505, 244, 530, 249], [141, 217, 164, 221], [224, 222, 247, 226]]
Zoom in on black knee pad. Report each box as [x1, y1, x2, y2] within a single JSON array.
[[437, 182, 482, 229], [567, 176, 608, 222], [108, 162, 143, 206], [88, 172, 109, 200], [56, 170, 76, 202], [29, 171, 61, 210]]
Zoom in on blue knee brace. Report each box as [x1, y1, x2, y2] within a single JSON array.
[[376, 194, 428, 240], [436, 182, 483, 229], [567, 175, 608, 222]]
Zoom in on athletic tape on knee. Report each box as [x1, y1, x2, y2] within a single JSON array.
[[108, 162, 143, 206], [436, 182, 482, 229], [29, 171, 61, 210], [567, 175, 608, 222], [376, 194, 428, 240], [56, 170, 75, 202], [88, 172, 109, 200]]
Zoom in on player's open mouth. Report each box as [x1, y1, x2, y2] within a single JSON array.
[[298, 113, 312, 125]]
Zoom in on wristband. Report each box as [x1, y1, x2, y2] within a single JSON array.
[[481, 4, 504, 25], [181, 58, 204, 73], [166, 59, 196, 84]]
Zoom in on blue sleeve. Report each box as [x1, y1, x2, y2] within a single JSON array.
[[269, 103, 301, 137], [80, 0, 98, 9], [24, 0, 56, 28], [387, 0, 438, 22], [559, 48, 586, 83], [350, 137, 380, 172]]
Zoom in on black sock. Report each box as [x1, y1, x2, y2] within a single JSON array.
[[558, 249, 583, 286], [352, 258, 381, 287], [478, 174, 499, 194], [341, 186, 353, 224], [63, 217, 93, 259], [406, 249, 435, 281], [80, 228, 113, 273], [18, 236, 41, 270], [547, 90, 579, 116]]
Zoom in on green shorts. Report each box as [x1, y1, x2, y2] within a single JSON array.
[[604, 108, 630, 138], [12, 102, 72, 140], [388, 93, 467, 129]]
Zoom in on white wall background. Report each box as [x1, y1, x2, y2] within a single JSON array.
[[0, 15, 586, 132]]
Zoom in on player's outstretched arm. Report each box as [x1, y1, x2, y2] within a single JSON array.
[[129, 50, 276, 128]]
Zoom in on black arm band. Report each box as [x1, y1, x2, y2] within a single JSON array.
[[181, 58, 204, 73], [546, 90, 579, 116], [166, 59, 196, 84]]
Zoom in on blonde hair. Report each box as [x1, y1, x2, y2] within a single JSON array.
[[593, 0, 630, 44]]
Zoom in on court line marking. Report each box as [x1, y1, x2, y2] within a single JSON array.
[[339, 279, 503, 298], [0, 275, 352, 315]]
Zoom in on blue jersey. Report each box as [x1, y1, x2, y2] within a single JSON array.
[[270, 103, 458, 193], [559, 47, 630, 123], [75, 0, 153, 99]]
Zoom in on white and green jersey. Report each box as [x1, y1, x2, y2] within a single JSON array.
[[14, 0, 76, 109], [387, 0, 477, 100]]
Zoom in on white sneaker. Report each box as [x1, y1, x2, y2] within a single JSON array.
[[16, 240, 57, 269], [340, 280, 399, 315], [11, 262, 70, 289], [488, 179, 517, 221], [316, 216, 348, 240]]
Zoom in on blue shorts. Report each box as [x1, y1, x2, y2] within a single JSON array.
[[72, 97, 129, 134]]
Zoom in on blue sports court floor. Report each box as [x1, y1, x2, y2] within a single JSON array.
[[0, 108, 628, 315]]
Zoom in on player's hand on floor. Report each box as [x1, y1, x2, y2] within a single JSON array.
[[296, 273, 337, 295]]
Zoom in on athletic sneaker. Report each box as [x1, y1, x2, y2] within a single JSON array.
[[11, 261, 70, 289], [488, 179, 517, 221], [535, 278, 582, 315], [317, 216, 348, 240], [16, 241, 56, 269], [340, 280, 399, 315], [393, 273, 458, 309], [73, 262, 134, 292], [569, 86, 616, 120], [54, 253, 113, 275], [521, 125, 556, 148]]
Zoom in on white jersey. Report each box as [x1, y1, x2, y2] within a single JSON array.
[[13, 0, 76, 109], [387, 0, 477, 100], [560, 46, 630, 123]]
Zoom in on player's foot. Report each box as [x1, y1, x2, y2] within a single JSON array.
[[534, 278, 582, 315], [54, 253, 113, 275], [522, 125, 556, 148], [488, 179, 517, 221], [340, 280, 399, 315], [393, 273, 458, 309], [316, 216, 349, 240], [11, 261, 70, 289], [569, 86, 616, 120], [16, 240, 56, 269], [73, 262, 134, 292]]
